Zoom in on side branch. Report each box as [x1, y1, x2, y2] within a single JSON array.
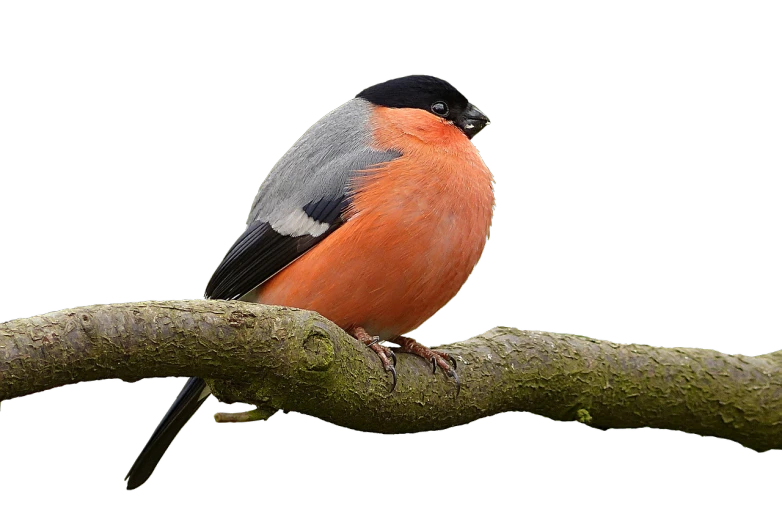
[[1, 300, 780, 451]]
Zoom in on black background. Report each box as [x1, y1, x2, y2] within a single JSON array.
[[0, 63, 779, 496]]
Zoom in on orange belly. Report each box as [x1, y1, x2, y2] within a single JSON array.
[[252, 106, 494, 339]]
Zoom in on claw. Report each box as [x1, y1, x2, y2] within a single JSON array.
[[431, 357, 437, 374], [389, 349, 397, 367], [448, 354, 458, 370], [389, 365, 397, 393], [449, 368, 461, 398]]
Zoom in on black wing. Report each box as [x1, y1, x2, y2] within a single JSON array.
[[204, 196, 348, 300]]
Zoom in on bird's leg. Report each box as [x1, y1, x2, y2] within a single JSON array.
[[349, 326, 397, 392], [390, 335, 460, 396]]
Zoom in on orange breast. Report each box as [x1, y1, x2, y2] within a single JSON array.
[[252, 107, 494, 339]]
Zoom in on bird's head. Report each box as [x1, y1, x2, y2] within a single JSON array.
[[356, 75, 490, 139]]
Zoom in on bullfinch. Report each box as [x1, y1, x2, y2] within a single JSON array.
[[125, 75, 494, 489]]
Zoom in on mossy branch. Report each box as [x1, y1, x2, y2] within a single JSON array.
[[1, 300, 780, 451]]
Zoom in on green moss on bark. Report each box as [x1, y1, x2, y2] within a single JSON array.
[[2, 300, 781, 451]]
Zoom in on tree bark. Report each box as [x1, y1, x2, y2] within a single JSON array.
[[1, 300, 780, 451]]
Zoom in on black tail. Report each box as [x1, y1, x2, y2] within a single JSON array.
[[125, 377, 210, 490]]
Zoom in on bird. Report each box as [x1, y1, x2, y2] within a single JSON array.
[[125, 75, 494, 489]]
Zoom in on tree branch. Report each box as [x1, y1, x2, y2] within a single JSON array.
[[1, 300, 780, 451]]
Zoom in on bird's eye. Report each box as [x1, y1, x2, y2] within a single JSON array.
[[431, 101, 449, 117]]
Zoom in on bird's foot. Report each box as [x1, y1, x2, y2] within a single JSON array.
[[390, 335, 460, 397], [350, 326, 397, 392]]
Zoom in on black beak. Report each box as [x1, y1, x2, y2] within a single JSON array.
[[457, 103, 490, 139]]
